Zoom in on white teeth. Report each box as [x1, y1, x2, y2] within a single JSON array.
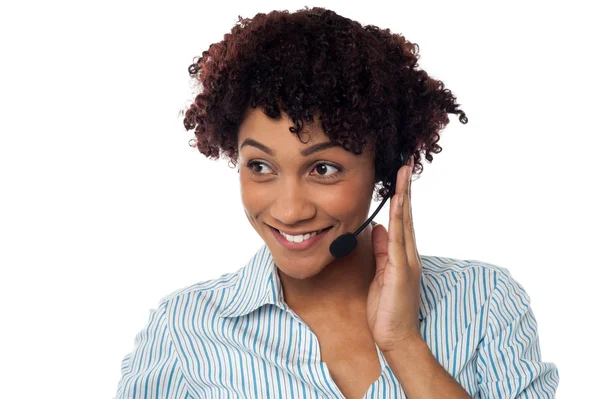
[[278, 229, 321, 243]]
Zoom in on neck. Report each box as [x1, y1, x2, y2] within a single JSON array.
[[277, 223, 376, 315]]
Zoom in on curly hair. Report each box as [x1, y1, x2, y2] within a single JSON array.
[[181, 6, 468, 201]]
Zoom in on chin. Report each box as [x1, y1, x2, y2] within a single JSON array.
[[269, 247, 328, 279], [277, 263, 326, 280]]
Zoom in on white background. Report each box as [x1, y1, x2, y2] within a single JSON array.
[[1, 0, 597, 397]]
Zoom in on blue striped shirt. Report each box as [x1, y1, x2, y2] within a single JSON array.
[[115, 243, 559, 398]]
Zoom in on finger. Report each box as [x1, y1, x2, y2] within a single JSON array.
[[371, 223, 389, 276], [403, 156, 420, 270], [387, 165, 409, 272]]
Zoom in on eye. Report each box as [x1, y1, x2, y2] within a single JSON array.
[[311, 163, 341, 179], [244, 161, 343, 180], [245, 161, 274, 175]]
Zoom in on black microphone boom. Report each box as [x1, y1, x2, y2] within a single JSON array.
[[328, 151, 410, 259]]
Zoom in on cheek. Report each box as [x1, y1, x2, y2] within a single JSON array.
[[240, 181, 269, 214], [240, 186, 264, 231], [317, 184, 367, 216], [240, 177, 372, 221]]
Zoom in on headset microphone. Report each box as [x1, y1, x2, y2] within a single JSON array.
[[329, 151, 410, 259]]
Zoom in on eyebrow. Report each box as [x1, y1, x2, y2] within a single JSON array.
[[239, 138, 341, 157]]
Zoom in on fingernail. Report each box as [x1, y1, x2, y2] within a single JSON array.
[[407, 157, 413, 186]]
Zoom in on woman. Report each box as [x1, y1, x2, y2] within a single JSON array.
[[115, 7, 559, 398]]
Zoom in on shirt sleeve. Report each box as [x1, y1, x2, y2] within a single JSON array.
[[476, 268, 560, 398], [115, 299, 194, 399]]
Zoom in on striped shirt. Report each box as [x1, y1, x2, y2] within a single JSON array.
[[115, 243, 559, 398]]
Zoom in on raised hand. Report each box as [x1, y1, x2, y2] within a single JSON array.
[[367, 155, 422, 353]]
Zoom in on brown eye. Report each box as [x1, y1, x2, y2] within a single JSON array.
[[245, 161, 274, 176], [315, 164, 328, 175], [244, 160, 343, 180], [311, 163, 342, 180]]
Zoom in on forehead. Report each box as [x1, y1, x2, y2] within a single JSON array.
[[237, 106, 376, 163], [238, 106, 329, 147]]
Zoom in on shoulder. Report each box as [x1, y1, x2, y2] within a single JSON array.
[[419, 255, 528, 318], [421, 254, 511, 274], [421, 254, 520, 288], [154, 269, 242, 311]]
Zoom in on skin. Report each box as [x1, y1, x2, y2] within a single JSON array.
[[237, 105, 472, 398], [372, 154, 471, 398], [237, 106, 379, 316]]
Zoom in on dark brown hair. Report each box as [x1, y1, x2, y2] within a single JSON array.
[[181, 6, 468, 200]]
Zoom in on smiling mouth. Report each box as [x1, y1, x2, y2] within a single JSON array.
[[269, 224, 334, 249], [267, 224, 333, 242], [269, 224, 333, 237]]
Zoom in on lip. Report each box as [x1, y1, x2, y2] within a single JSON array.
[[269, 225, 333, 251]]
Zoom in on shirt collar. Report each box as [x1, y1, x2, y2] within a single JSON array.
[[217, 243, 284, 318], [217, 243, 427, 321]]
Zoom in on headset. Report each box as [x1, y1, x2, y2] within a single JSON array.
[[329, 150, 410, 259]]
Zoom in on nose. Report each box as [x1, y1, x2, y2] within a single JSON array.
[[269, 180, 317, 226]]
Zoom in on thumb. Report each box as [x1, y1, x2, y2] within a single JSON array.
[[371, 223, 389, 275]]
